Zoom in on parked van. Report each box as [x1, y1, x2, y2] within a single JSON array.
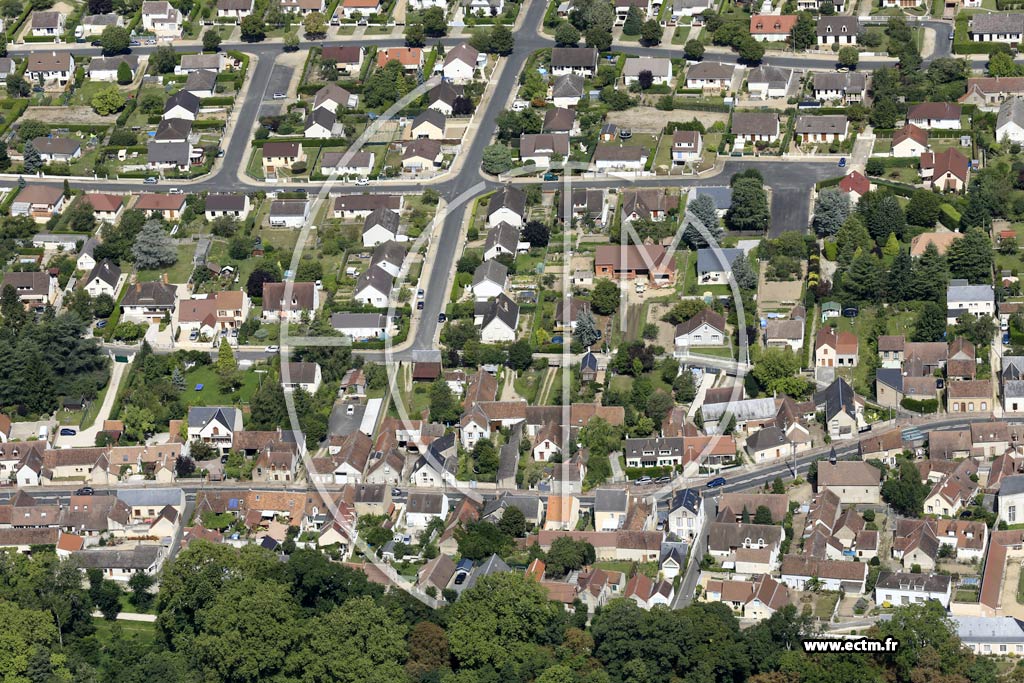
[[38, 425, 49, 442]]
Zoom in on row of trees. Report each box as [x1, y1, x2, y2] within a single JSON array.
[[0, 538, 996, 683]]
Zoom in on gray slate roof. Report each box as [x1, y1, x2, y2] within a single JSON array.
[[473, 259, 508, 287], [696, 247, 744, 273]]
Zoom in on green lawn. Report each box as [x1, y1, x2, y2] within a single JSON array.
[[514, 369, 543, 403], [181, 365, 261, 408], [689, 346, 734, 358], [92, 617, 157, 646], [137, 245, 194, 284]]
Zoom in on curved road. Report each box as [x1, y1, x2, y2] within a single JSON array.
[[8, 5, 975, 357]]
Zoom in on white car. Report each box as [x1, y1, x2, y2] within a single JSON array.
[[265, 345, 279, 353], [355, 177, 369, 186], [346, 404, 355, 416]]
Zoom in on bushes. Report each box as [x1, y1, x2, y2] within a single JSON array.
[[900, 397, 938, 413]]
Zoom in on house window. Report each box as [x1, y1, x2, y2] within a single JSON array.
[[1010, 506, 1017, 523]]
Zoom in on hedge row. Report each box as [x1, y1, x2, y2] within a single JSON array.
[[901, 397, 938, 413], [200, 96, 236, 106]]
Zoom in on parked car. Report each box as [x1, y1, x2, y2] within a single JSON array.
[[265, 345, 279, 353], [417, 301, 424, 310], [189, 330, 200, 341], [272, 93, 287, 99], [143, 177, 158, 184], [59, 427, 77, 436], [438, 313, 447, 323], [95, 319, 107, 328], [392, 488, 402, 497], [838, 157, 846, 168], [356, 177, 369, 186], [543, 172, 558, 181], [634, 476, 653, 485], [1004, 332, 1011, 345], [706, 476, 727, 488], [74, 487, 94, 496], [655, 475, 671, 484], [346, 404, 355, 416]]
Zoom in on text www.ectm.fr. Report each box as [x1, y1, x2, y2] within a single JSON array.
[[802, 638, 900, 653]]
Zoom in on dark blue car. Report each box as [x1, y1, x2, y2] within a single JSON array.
[[706, 477, 727, 488]]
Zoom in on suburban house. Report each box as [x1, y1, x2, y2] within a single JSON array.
[[817, 461, 881, 505], [674, 309, 727, 349], [592, 144, 648, 171], [812, 71, 865, 103], [487, 186, 526, 228], [261, 142, 304, 173], [141, 1, 182, 36], [969, 13, 1024, 43], [267, 200, 309, 228], [401, 139, 443, 172], [12, 185, 66, 222], [921, 148, 970, 192], [30, 10, 66, 37], [815, 327, 859, 367], [684, 62, 734, 92], [947, 280, 995, 324], [961, 77, 1024, 109], [204, 194, 251, 221], [87, 55, 138, 82], [187, 406, 243, 453], [997, 97, 1024, 143], [875, 572, 952, 608], [82, 260, 121, 299], [120, 281, 177, 323], [622, 57, 672, 86], [594, 244, 676, 286], [747, 65, 794, 100], [817, 16, 859, 44], [163, 91, 200, 121], [891, 123, 930, 157], [1, 271, 57, 309], [261, 282, 319, 323], [749, 14, 797, 41], [216, 0, 254, 20], [519, 133, 570, 166], [731, 112, 780, 143], [442, 44, 480, 83], [622, 189, 679, 224], [907, 102, 962, 130], [26, 52, 74, 89], [177, 290, 250, 338], [476, 293, 520, 343], [83, 194, 123, 224], [551, 74, 585, 107], [550, 47, 598, 76], [671, 130, 703, 164], [362, 208, 402, 247], [947, 379, 994, 414], [471, 260, 508, 301], [795, 115, 849, 143]]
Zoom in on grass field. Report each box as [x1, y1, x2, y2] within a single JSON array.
[[92, 617, 157, 645], [137, 244, 194, 284], [181, 365, 261, 407]]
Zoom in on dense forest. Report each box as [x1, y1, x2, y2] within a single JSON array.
[[0, 542, 1011, 683]]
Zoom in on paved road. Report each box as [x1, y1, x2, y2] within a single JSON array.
[[33, 6, 973, 359]]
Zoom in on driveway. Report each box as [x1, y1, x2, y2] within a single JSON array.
[[56, 360, 128, 447]]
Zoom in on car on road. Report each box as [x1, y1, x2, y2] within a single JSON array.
[[417, 301, 424, 310], [655, 475, 671, 484], [392, 488, 402, 497], [265, 345, 279, 353], [129, 39, 141, 46], [169, 187, 183, 194], [272, 93, 287, 99], [346, 404, 355, 416], [438, 313, 447, 323], [356, 177, 369, 185], [634, 476, 652, 485], [706, 476, 727, 488], [836, 66, 849, 73], [145, 38, 156, 45], [143, 176, 158, 184], [1004, 332, 1011, 345], [543, 172, 558, 181], [75, 487, 94, 496], [59, 427, 77, 436], [838, 157, 846, 168]]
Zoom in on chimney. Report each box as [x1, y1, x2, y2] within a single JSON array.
[[162, 273, 169, 285]]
